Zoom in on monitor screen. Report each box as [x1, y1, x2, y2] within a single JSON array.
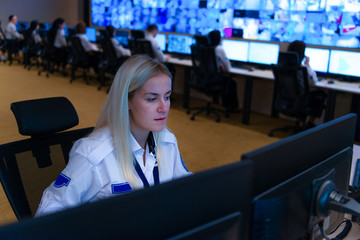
[[304, 47, 330, 73], [85, 27, 97, 42], [114, 30, 129, 48], [222, 39, 249, 62], [16, 21, 28, 32], [242, 113, 357, 240], [167, 34, 195, 55], [155, 33, 166, 52], [248, 42, 280, 65], [328, 50, 360, 78], [0, 161, 254, 240]]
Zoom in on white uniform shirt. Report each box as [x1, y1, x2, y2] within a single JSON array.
[[110, 38, 131, 57], [35, 127, 191, 216], [76, 33, 99, 52], [303, 64, 318, 86], [144, 32, 166, 63], [4, 22, 22, 40], [54, 29, 67, 48], [215, 45, 231, 72]]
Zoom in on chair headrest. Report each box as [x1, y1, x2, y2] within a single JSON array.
[[10, 97, 79, 136]]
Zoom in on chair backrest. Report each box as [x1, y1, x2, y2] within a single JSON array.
[[0, 97, 93, 220], [128, 39, 155, 59], [99, 38, 118, 65], [272, 65, 310, 117], [190, 44, 219, 89], [277, 52, 299, 67], [69, 37, 88, 64]]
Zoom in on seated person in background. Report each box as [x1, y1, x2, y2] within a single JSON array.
[[35, 55, 191, 216], [4, 15, 23, 40], [105, 25, 131, 57], [208, 30, 238, 111], [47, 18, 69, 72], [144, 24, 170, 63], [287, 40, 326, 128], [0, 20, 7, 61], [24, 20, 42, 54]]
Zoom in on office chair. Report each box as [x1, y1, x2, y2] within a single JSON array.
[[0, 97, 93, 220], [187, 44, 228, 122], [68, 36, 92, 84], [268, 65, 314, 136], [129, 39, 155, 59], [22, 30, 41, 70], [98, 38, 128, 92]]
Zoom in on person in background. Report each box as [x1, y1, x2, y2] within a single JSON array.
[[105, 25, 131, 58], [144, 24, 170, 63], [27, 20, 42, 44], [35, 55, 191, 216], [47, 17, 68, 73], [208, 30, 239, 111], [4, 15, 23, 40], [23, 20, 42, 63], [287, 40, 326, 128], [0, 20, 7, 61]]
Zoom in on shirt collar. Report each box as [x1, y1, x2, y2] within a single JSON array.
[[130, 132, 156, 154]]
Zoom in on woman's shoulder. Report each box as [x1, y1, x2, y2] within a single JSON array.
[[161, 128, 178, 144]]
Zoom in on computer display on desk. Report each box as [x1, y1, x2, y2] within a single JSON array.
[[114, 30, 129, 47], [329, 50, 360, 80], [248, 42, 279, 66], [155, 33, 166, 52], [16, 21, 28, 32], [85, 27, 97, 42], [222, 39, 249, 63], [304, 47, 330, 73], [242, 114, 357, 240], [0, 161, 254, 240], [167, 34, 195, 55]]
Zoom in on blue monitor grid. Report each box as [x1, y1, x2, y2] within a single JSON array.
[[155, 33, 166, 52], [248, 42, 280, 65], [329, 50, 360, 79], [114, 30, 129, 47], [222, 39, 249, 63], [304, 47, 330, 73], [167, 34, 195, 55], [85, 27, 97, 42]]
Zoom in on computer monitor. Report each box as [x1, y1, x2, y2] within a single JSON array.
[[248, 42, 280, 66], [222, 39, 249, 63], [328, 49, 360, 80], [16, 21, 28, 32], [0, 161, 254, 240], [85, 27, 97, 42], [304, 47, 330, 73], [242, 113, 357, 240], [155, 33, 166, 52], [167, 34, 195, 55], [114, 30, 129, 48]]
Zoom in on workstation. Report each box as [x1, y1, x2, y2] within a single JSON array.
[[1, 0, 360, 239]]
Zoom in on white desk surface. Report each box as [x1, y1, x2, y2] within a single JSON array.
[[316, 79, 360, 95]]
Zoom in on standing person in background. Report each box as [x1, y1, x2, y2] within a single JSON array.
[[105, 25, 131, 58], [208, 30, 239, 112], [287, 40, 326, 128], [35, 55, 191, 216], [47, 18, 68, 73], [4, 15, 23, 40]]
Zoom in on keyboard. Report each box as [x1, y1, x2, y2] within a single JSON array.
[[231, 64, 253, 71]]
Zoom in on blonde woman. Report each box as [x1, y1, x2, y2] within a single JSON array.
[[36, 55, 191, 216]]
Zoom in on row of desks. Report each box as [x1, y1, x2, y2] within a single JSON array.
[[169, 57, 360, 125]]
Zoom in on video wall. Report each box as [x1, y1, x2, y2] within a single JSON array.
[[91, 0, 360, 48]]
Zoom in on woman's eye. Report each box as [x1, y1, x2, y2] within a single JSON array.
[[147, 98, 156, 102], [165, 95, 171, 101]]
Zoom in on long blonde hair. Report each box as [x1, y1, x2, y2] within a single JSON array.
[[95, 55, 172, 188]]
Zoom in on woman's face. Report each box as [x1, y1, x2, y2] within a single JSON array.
[[129, 74, 171, 138]]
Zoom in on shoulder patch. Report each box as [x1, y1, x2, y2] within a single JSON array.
[[112, 182, 132, 194], [53, 173, 71, 188]]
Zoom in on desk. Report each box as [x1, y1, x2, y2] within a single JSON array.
[[168, 57, 274, 124]]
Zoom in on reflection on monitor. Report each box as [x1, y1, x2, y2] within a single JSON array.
[[167, 34, 195, 55], [85, 27, 97, 42], [114, 30, 129, 47], [329, 50, 360, 78], [242, 114, 357, 240], [155, 33, 166, 52], [304, 47, 330, 73], [0, 161, 254, 240], [222, 39, 249, 62], [248, 42, 279, 65]]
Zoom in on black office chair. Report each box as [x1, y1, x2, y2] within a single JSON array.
[[268, 65, 314, 136], [68, 36, 92, 84], [22, 30, 41, 70], [98, 38, 129, 92], [0, 97, 93, 220], [186, 44, 227, 122], [129, 39, 155, 59]]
